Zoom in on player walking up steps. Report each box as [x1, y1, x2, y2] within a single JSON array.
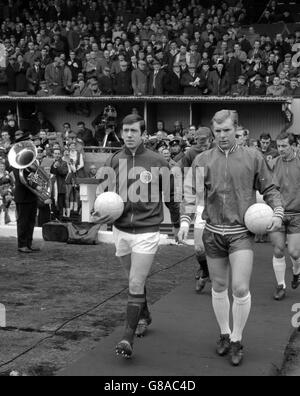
[[270, 132, 300, 301], [178, 110, 284, 366]]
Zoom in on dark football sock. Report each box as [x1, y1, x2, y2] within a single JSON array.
[[123, 294, 146, 344], [196, 252, 210, 279], [140, 287, 150, 320]]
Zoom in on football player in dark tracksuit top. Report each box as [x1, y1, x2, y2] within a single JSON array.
[[270, 132, 300, 301], [178, 110, 284, 367], [93, 114, 180, 359]]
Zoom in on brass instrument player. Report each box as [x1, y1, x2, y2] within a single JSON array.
[[7, 138, 51, 254]]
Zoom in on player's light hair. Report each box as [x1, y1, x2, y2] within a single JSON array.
[[211, 110, 239, 129]]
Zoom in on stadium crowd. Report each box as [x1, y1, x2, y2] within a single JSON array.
[[0, 0, 299, 97]]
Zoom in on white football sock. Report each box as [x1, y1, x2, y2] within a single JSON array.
[[212, 289, 231, 336], [290, 257, 300, 276], [231, 293, 252, 343], [273, 257, 286, 288]]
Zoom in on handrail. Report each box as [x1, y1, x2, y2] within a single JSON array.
[[0, 95, 291, 103]]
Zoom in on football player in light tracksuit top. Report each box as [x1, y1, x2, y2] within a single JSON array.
[[270, 132, 300, 301], [92, 114, 180, 359], [178, 110, 284, 367]]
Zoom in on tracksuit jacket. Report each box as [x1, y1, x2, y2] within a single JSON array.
[[272, 150, 300, 215], [97, 143, 180, 234], [181, 144, 284, 235]]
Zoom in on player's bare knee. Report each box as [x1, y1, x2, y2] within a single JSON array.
[[232, 286, 250, 299], [288, 247, 300, 261], [273, 246, 285, 259], [129, 279, 144, 295], [212, 278, 228, 293]]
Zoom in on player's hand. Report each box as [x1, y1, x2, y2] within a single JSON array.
[[177, 226, 189, 245], [267, 216, 283, 232], [44, 199, 52, 205], [91, 212, 115, 225]]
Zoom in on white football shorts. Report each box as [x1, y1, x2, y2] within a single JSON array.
[[113, 227, 161, 257]]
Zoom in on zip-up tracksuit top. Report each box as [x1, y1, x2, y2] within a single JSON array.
[[181, 144, 284, 235], [96, 143, 180, 234], [272, 150, 300, 215]]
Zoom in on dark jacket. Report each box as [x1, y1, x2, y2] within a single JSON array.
[[181, 72, 205, 95], [207, 69, 230, 96], [12, 168, 38, 204], [15, 62, 29, 92], [98, 74, 114, 95], [284, 86, 300, 97], [148, 70, 166, 95], [163, 71, 182, 95], [26, 65, 44, 94], [231, 83, 249, 96], [50, 159, 68, 194], [226, 57, 242, 86], [114, 70, 133, 95], [249, 84, 267, 96], [6, 63, 16, 92], [77, 128, 96, 146], [97, 143, 180, 234]]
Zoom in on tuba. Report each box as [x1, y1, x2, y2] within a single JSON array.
[[8, 141, 51, 202]]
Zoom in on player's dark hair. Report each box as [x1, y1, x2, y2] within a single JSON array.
[[122, 114, 146, 134], [260, 133, 271, 141], [276, 131, 295, 145]]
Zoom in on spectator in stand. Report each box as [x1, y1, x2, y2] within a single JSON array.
[[50, 147, 68, 220], [88, 164, 98, 179], [181, 64, 205, 96], [6, 56, 16, 93], [67, 50, 82, 83], [226, 49, 242, 88], [162, 148, 177, 167], [26, 58, 43, 95], [132, 60, 149, 96], [285, 77, 300, 97], [169, 137, 184, 163], [114, 61, 132, 95], [98, 67, 114, 95], [76, 122, 96, 147], [208, 62, 230, 96], [83, 78, 102, 97], [249, 75, 267, 96], [266, 76, 287, 97], [36, 80, 54, 97], [231, 75, 249, 96], [0, 131, 12, 154], [15, 54, 29, 93], [45, 57, 64, 95], [72, 77, 88, 96], [34, 112, 55, 135], [163, 63, 182, 95], [39, 130, 50, 150], [148, 60, 165, 95]]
